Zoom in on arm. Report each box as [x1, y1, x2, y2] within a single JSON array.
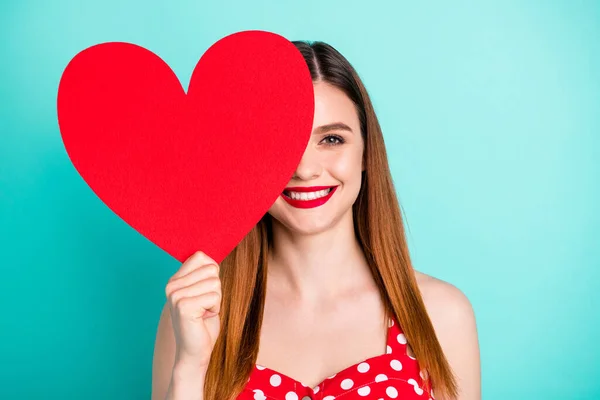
[[152, 302, 207, 400], [421, 277, 482, 400], [165, 361, 207, 400]]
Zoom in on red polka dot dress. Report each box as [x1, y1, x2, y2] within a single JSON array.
[[237, 316, 435, 400]]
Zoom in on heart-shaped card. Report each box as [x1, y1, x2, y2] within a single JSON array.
[[57, 30, 314, 263]]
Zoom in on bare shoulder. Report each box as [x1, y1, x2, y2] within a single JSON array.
[[413, 271, 474, 321], [413, 270, 481, 400]]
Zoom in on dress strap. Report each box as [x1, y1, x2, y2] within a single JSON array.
[[386, 315, 408, 356]]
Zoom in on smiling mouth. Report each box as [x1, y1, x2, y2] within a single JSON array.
[[282, 187, 334, 201]]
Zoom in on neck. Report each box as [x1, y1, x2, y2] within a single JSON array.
[[266, 209, 372, 306]]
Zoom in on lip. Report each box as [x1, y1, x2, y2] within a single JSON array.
[[283, 185, 335, 192], [280, 185, 338, 209]]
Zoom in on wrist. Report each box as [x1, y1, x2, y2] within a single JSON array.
[[174, 351, 210, 371], [173, 358, 208, 380], [169, 361, 207, 400]]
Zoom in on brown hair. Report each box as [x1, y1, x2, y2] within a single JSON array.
[[203, 40, 458, 400]]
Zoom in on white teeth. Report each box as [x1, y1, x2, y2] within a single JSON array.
[[286, 188, 332, 201]]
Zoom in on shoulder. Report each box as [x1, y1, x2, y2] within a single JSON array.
[[414, 271, 481, 399], [414, 271, 475, 325]]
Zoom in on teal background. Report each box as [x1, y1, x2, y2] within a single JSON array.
[[1, 0, 598, 398]]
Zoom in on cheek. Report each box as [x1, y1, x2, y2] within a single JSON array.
[[267, 195, 290, 219], [268, 195, 284, 212], [327, 149, 363, 180]]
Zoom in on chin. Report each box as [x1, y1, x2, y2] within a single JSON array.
[[269, 207, 355, 237], [288, 219, 334, 236], [267, 211, 330, 235], [267, 192, 357, 235]]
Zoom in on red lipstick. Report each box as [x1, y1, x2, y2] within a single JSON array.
[[280, 185, 338, 209]]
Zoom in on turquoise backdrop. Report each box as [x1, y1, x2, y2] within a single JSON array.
[[1, 1, 598, 399]]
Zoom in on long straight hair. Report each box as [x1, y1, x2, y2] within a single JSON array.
[[203, 40, 458, 400]]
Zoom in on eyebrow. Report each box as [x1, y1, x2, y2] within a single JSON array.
[[313, 122, 354, 134]]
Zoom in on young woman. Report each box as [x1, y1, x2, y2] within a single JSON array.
[[152, 40, 481, 400]]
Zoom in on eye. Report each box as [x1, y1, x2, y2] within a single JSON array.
[[321, 134, 345, 146]]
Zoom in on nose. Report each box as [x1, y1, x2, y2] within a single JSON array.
[[291, 143, 322, 181]]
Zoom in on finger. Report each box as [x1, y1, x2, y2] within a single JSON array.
[[178, 291, 222, 318], [166, 264, 220, 297], [169, 277, 222, 307], [171, 250, 219, 281]]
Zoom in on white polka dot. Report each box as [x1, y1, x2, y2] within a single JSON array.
[[386, 386, 398, 398], [358, 385, 371, 396], [252, 389, 266, 400], [313, 385, 320, 393], [397, 333, 407, 344], [375, 373, 388, 382], [269, 374, 281, 386], [408, 379, 424, 395], [256, 364, 266, 370], [386, 345, 392, 354], [357, 362, 370, 373], [285, 392, 298, 400], [389, 318, 394, 327], [323, 397, 335, 400], [390, 359, 403, 371], [301, 396, 311, 400], [341, 378, 354, 389]]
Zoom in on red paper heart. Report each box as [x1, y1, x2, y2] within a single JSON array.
[[57, 30, 314, 263]]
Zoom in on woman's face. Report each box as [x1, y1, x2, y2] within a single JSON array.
[[267, 81, 365, 235]]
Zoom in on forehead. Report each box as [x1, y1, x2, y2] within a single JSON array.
[[312, 81, 359, 131]]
